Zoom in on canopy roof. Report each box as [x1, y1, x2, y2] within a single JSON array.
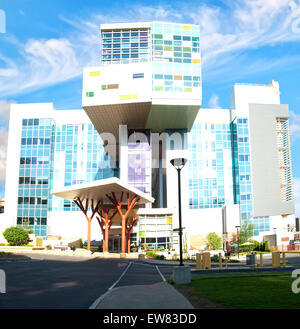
[[51, 177, 154, 207]]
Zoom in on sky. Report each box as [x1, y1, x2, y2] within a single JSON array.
[[0, 0, 300, 215]]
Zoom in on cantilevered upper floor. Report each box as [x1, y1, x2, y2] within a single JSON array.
[[82, 21, 202, 136]]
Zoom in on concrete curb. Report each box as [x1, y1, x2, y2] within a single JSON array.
[[191, 266, 297, 274]]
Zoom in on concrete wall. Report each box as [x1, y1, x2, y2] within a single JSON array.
[[248, 103, 294, 216]]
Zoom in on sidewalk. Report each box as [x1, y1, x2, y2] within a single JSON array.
[[94, 281, 194, 309]]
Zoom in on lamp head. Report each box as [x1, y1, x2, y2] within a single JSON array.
[[170, 158, 187, 170]]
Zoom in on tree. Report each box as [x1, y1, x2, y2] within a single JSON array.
[[238, 223, 255, 244], [3, 226, 31, 246], [206, 232, 222, 250]]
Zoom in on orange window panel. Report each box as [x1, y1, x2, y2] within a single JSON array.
[[174, 75, 182, 80]]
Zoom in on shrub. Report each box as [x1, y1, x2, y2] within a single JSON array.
[[206, 232, 222, 250], [264, 241, 270, 251], [3, 226, 31, 246], [252, 241, 270, 252], [211, 254, 223, 262], [146, 250, 165, 260]]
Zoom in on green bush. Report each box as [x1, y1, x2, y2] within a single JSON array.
[[211, 254, 223, 262], [146, 250, 165, 260], [264, 241, 269, 251], [206, 232, 222, 250], [3, 226, 31, 246], [252, 241, 270, 252]]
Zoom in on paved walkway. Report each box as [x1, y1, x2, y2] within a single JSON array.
[[95, 281, 194, 309]]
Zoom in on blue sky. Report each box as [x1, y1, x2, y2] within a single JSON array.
[[0, 0, 300, 215]]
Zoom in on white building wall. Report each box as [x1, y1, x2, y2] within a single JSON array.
[[230, 81, 280, 115], [47, 211, 103, 242], [82, 63, 152, 107]]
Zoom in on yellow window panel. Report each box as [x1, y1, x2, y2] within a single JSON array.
[[166, 217, 172, 224], [182, 25, 191, 30], [89, 71, 101, 77], [120, 94, 138, 100], [192, 59, 201, 64]]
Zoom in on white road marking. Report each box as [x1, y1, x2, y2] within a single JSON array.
[[108, 262, 132, 290], [89, 261, 132, 309], [156, 265, 166, 282]]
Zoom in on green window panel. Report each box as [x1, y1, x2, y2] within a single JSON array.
[[192, 37, 200, 41], [154, 45, 163, 50], [154, 40, 163, 45], [86, 92, 94, 97], [183, 47, 191, 52], [154, 34, 163, 39], [164, 45, 172, 51], [101, 85, 107, 90], [154, 86, 163, 91], [184, 87, 192, 92]]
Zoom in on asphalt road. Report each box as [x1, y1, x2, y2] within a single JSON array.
[[0, 253, 174, 309]]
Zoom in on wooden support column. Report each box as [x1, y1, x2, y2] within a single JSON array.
[[106, 192, 140, 254], [96, 208, 117, 252], [73, 197, 101, 252], [126, 217, 138, 253]]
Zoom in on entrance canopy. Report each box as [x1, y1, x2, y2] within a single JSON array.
[[51, 177, 154, 206], [51, 177, 154, 253]]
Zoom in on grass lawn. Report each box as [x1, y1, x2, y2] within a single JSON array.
[[176, 272, 300, 309], [0, 252, 12, 257], [0, 252, 28, 258]]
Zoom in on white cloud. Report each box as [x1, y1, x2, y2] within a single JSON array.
[[0, 100, 13, 122], [294, 177, 300, 217], [290, 111, 300, 141], [1, 1, 300, 97], [0, 38, 81, 96], [208, 94, 221, 108], [0, 101, 15, 191]]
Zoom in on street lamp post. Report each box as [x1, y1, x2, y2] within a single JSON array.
[[273, 227, 277, 249], [235, 225, 240, 258], [170, 158, 187, 267]]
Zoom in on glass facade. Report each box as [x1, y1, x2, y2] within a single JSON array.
[[152, 22, 201, 94], [127, 129, 151, 195], [17, 118, 54, 237], [17, 118, 117, 237], [188, 117, 270, 236], [101, 28, 150, 65], [235, 117, 270, 236], [100, 22, 202, 94], [188, 121, 234, 209], [52, 123, 118, 212], [138, 214, 173, 249], [276, 118, 293, 202]]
